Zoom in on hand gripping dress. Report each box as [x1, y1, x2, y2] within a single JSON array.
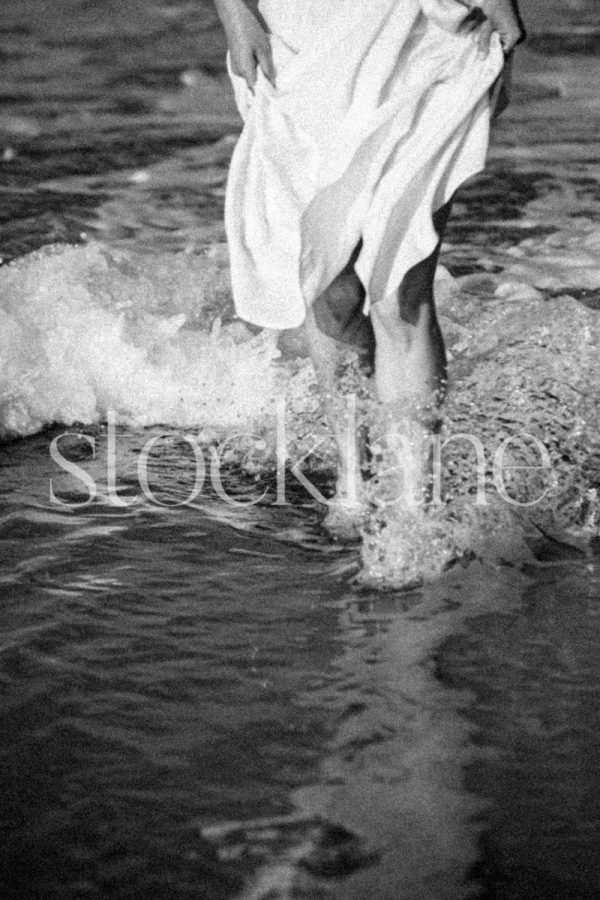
[[225, 0, 505, 330]]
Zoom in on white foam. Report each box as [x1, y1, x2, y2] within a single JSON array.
[[0, 243, 279, 438], [3, 224, 600, 585], [502, 218, 600, 291]]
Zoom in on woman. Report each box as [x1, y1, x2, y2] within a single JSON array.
[[214, 0, 525, 532]]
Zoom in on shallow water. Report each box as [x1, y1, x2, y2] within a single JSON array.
[[2, 1, 600, 897]]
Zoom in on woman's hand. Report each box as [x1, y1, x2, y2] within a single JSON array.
[[461, 0, 526, 58], [214, 0, 275, 91]]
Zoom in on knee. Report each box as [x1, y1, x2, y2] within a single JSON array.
[[372, 293, 432, 343], [397, 258, 436, 326]]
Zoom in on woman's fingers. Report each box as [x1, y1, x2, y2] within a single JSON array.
[[476, 19, 495, 58], [497, 22, 523, 53], [460, 0, 526, 56], [478, 0, 525, 53], [256, 43, 276, 87], [221, 2, 275, 93], [231, 41, 275, 91], [459, 7, 486, 34], [231, 50, 258, 90]]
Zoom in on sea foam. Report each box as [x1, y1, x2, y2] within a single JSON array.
[[357, 222, 600, 586], [2, 228, 600, 587], [0, 242, 279, 439]]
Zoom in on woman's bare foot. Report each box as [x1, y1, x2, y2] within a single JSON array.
[[322, 496, 368, 544]]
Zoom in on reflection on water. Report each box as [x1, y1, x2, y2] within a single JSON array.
[[2, 428, 600, 898], [2, 0, 600, 897], [439, 562, 600, 899], [0, 433, 494, 899], [0, 433, 519, 900]]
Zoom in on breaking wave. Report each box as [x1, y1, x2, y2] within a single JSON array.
[[0, 242, 279, 438], [2, 220, 600, 585]]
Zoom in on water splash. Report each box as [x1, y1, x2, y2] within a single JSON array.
[[0, 242, 279, 438], [357, 229, 600, 586], [2, 227, 600, 586]]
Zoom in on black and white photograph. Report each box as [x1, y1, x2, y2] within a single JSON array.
[[1, 0, 600, 896]]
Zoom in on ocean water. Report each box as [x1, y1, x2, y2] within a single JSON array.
[[1, 0, 600, 897]]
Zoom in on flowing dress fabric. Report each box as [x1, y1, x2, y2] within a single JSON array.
[[226, 0, 505, 329]]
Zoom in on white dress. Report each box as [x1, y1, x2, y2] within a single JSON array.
[[225, 0, 504, 329]]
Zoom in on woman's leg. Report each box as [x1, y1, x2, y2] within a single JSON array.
[[305, 201, 452, 520], [304, 260, 367, 514], [369, 202, 452, 507], [371, 202, 451, 408]]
